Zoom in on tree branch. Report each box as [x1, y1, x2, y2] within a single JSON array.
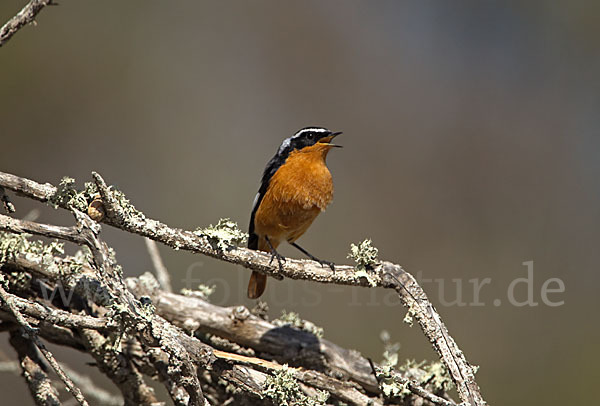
[[0, 170, 486, 405], [78, 329, 160, 406], [0, 360, 125, 406], [8, 331, 61, 406], [55, 363, 124, 406], [127, 273, 380, 392], [1, 211, 208, 404], [1, 289, 111, 331], [4, 249, 453, 406], [128, 273, 457, 406], [144, 237, 172, 292], [0, 284, 89, 406], [0, 0, 53, 47]]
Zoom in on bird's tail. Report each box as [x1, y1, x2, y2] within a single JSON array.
[[247, 271, 267, 299]]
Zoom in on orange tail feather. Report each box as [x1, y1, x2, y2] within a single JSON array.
[[247, 271, 267, 299]]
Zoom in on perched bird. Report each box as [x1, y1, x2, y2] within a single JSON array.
[[247, 127, 342, 299]]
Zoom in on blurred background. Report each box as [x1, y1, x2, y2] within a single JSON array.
[[1, 1, 599, 404]]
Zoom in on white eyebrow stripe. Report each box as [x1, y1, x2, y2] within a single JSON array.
[[277, 128, 330, 153], [292, 128, 329, 138]]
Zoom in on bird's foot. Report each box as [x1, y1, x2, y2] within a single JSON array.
[[268, 250, 286, 273], [319, 259, 336, 273]]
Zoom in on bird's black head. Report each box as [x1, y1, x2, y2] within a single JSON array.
[[277, 127, 343, 156]]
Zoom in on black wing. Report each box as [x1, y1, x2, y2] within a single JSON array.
[[248, 152, 288, 249]]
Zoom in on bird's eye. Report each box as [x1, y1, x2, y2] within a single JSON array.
[[307, 133, 314, 140]]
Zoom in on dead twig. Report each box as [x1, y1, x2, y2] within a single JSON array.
[[1, 291, 112, 331], [8, 334, 61, 406], [0, 360, 124, 406], [144, 237, 172, 292], [0, 283, 89, 406], [0, 0, 54, 47], [58, 363, 123, 406]]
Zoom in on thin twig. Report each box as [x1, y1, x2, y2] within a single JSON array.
[[389, 370, 462, 406], [0, 289, 112, 331], [6, 335, 61, 406], [0, 284, 89, 406], [144, 237, 172, 292], [59, 363, 123, 406], [0, 213, 90, 246], [0, 360, 124, 406], [0, 0, 54, 47]]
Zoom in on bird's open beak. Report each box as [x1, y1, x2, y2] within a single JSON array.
[[319, 131, 343, 148]]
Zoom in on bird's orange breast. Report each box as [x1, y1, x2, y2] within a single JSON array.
[[253, 143, 334, 248]]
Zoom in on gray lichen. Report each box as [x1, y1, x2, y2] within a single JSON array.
[[273, 310, 324, 338], [375, 331, 454, 399], [347, 239, 380, 287], [107, 185, 146, 222], [380, 330, 401, 368], [263, 364, 328, 406], [417, 361, 454, 393], [47, 176, 145, 226], [104, 304, 127, 353], [194, 218, 247, 251], [65, 247, 93, 275], [0, 231, 64, 266], [402, 302, 418, 327], [347, 239, 379, 270], [377, 330, 409, 397], [48, 177, 98, 211], [250, 300, 269, 320], [181, 283, 216, 301], [378, 358, 410, 398], [397, 359, 455, 394]]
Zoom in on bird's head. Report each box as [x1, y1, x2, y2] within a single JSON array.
[[277, 127, 342, 158]]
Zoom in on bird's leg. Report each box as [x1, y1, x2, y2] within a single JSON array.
[[291, 242, 335, 272], [265, 236, 286, 272]]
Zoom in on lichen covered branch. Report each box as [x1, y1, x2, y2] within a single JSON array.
[[0, 170, 485, 405], [0, 283, 89, 406], [0, 0, 53, 47], [8, 331, 61, 406]]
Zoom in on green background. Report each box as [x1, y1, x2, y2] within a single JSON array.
[[1, 1, 599, 404]]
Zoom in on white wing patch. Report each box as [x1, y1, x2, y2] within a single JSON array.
[[251, 192, 261, 213]]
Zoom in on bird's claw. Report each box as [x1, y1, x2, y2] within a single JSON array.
[[269, 251, 286, 273], [319, 259, 336, 273]]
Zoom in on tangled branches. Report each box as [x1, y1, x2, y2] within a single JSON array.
[[0, 171, 486, 405]]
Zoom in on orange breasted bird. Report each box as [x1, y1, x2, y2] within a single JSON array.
[[247, 127, 342, 299]]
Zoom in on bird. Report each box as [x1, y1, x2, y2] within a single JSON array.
[[247, 127, 342, 299]]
